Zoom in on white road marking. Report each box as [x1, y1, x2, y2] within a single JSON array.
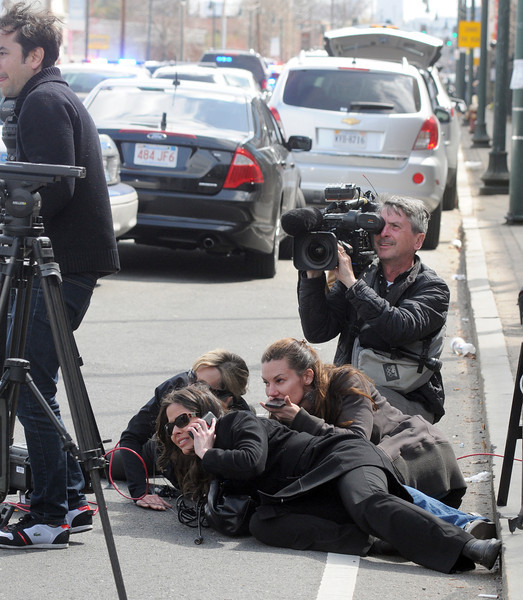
[[316, 553, 360, 600]]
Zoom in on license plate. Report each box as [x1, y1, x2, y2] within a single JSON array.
[[134, 143, 178, 167], [333, 130, 367, 149]]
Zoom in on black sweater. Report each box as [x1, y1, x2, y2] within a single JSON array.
[[13, 67, 120, 275]]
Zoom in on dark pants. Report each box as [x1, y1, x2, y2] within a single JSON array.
[[12, 274, 97, 524], [250, 466, 476, 573]]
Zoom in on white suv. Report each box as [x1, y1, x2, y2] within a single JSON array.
[[268, 52, 448, 249]]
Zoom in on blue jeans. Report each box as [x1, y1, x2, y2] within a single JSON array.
[[406, 486, 486, 527], [11, 273, 97, 524]]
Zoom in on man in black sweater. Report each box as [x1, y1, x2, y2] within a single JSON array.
[[0, 2, 119, 550]]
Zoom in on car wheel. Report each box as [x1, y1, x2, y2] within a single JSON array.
[[247, 244, 278, 278], [422, 201, 442, 250], [442, 172, 458, 210], [247, 212, 280, 278]]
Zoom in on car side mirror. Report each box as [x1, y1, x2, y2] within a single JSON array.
[[450, 97, 467, 115], [286, 135, 312, 152], [434, 106, 451, 124]]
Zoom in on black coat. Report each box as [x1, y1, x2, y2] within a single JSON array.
[[13, 67, 120, 276], [203, 411, 410, 503], [298, 256, 449, 420]]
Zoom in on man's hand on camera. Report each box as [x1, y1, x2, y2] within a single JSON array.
[[334, 243, 357, 288], [136, 493, 173, 510]]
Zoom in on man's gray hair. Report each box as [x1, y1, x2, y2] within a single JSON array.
[[377, 194, 430, 235]]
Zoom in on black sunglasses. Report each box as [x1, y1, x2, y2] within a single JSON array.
[[164, 412, 197, 437]]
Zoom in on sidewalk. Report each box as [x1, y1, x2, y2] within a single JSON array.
[[458, 109, 523, 600]]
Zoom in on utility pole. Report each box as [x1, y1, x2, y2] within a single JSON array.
[[507, 0, 523, 222], [472, 0, 491, 146], [84, 0, 90, 60], [480, 0, 511, 194], [466, 0, 476, 105], [456, 0, 468, 101], [120, 0, 126, 59]]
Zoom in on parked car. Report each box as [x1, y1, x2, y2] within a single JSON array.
[[323, 26, 463, 210], [268, 52, 448, 249], [83, 79, 311, 278], [199, 49, 269, 91], [153, 63, 260, 94], [58, 61, 151, 99], [0, 121, 138, 239]]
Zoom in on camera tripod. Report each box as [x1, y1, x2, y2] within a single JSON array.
[[0, 161, 127, 599]]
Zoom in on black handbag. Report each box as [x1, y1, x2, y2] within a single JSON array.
[[204, 479, 257, 537]]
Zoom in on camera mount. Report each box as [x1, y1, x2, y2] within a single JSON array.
[[0, 161, 127, 598]]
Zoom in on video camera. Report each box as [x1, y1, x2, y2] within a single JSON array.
[[282, 183, 384, 275]]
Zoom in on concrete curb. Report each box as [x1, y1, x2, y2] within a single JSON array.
[[459, 146, 522, 599]]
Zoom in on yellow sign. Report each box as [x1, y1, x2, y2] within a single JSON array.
[[458, 21, 481, 49], [88, 34, 110, 50]]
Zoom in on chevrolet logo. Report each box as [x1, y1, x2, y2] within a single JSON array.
[[341, 118, 361, 126]]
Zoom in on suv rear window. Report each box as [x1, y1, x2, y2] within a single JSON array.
[[282, 69, 421, 113], [201, 52, 266, 87]]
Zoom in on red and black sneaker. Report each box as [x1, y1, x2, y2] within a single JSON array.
[[0, 514, 69, 549]]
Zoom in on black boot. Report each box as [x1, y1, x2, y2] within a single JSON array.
[[461, 538, 501, 570]]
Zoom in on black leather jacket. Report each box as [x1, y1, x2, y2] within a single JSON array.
[[298, 256, 450, 420]]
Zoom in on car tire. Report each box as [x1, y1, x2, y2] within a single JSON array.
[[422, 201, 442, 250], [247, 244, 278, 278], [442, 172, 458, 210]]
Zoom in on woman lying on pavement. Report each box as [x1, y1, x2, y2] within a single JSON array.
[[112, 349, 251, 509], [156, 383, 501, 573], [259, 337, 496, 539]]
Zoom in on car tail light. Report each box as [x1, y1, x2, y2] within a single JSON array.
[[413, 116, 439, 150], [223, 147, 264, 188], [269, 107, 286, 137]]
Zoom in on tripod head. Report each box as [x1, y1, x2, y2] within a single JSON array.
[[0, 161, 86, 237]]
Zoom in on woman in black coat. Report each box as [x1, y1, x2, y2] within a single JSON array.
[[156, 383, 500, 574]]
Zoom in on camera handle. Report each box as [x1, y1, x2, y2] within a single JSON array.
[[0, 229, 127, 598]]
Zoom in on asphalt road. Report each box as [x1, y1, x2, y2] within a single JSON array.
[[1, 207, 503, 600]]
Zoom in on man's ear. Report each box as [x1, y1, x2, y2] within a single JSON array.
[[414, 233, 425, 251], [27, 46, 45, 71]]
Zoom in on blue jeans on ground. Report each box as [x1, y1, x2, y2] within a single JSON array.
[[406, 486, 486, 527], [11, 273, 97, 525]]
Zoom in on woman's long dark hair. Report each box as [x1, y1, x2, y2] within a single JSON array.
[[261, 338, 377, 425], [156, 383, 225, 499]]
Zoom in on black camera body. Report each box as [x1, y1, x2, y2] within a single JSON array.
[[293, 184, 384, 275]]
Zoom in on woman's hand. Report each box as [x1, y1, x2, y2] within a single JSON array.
[[189, 417, 216, 459], [260, 395, 299, 424], [136, 494, 172, 511]]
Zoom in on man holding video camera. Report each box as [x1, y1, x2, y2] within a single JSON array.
[[297, 194, 449, 424], [0, 3, 119, 549]]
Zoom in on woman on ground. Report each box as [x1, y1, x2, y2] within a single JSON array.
[[115, 349, 250, 509], [260, 337, 467, 508], [156, 383, 500, 573]]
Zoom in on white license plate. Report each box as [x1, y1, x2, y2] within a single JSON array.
[[134, 143, 178, 167], [333, 130, 367, 149]]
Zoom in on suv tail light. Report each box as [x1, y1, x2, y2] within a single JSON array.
[[269, 107, 286, 137], [413, 116, 439, 150], [223, 147, 264, 189]]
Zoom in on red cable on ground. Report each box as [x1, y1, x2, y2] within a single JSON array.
[[104, 444, 150, 501], [457, 452, 522, 462]]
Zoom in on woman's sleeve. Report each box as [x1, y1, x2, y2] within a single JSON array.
[[202, 412, 268, 481]]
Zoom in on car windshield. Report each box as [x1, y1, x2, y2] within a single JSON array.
[[87, 86, 251, 132], [283, 69, 420, 113]]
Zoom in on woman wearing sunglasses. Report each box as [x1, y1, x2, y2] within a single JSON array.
[[156, 383, 501, 574], [115, 349, 250, 510]]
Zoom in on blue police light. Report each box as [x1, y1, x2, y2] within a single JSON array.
[[216, 56, 233, 63]]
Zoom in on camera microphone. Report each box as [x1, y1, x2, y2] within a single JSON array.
[[281, 207, 324, 237]]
